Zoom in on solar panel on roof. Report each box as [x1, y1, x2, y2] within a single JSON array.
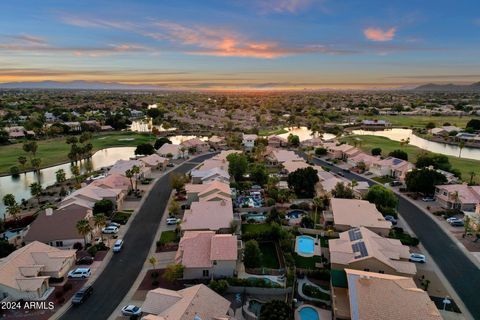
[[348, 228, 363, 241], [392, 158, 403, 165], [352, 241, 368, 258]]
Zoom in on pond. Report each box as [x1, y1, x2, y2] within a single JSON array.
[[351, 128, 480, 161], [279, 127, 336, 141], [0, 147, 136, 217]]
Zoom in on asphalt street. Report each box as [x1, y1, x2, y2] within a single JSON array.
[[307, 154, 480, 318], [60, 153, 215, 320]]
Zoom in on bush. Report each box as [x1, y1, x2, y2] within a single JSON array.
[[95, 242, 109, 251], [266, 198, 276, 206], [73, 242, 83, 251], [111, 211, 132, 225], [54, 291, 63, 299], [152, 280, 159, 287], [87, 245, 98, 257], [209, 279, 229, 294]]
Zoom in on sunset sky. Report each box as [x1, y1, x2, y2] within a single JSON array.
[[1, 0, 479, 90]]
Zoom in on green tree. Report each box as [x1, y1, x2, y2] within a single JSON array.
[[169, 199, 180, 216], [31, 158, 42, 172], [466, 119, 480, 131], [135, 143, 155, 155], [388, 149, 408, 161], [459, 141, 465, 158], [259, 300, 292, 320], [209, 279, 229, 294], [76, 219, 93, 245], [154, 137, 172, 149], [17, 156, 27, 172], [131, 165, 141, 190], [0, 240, 16, 258], [148, 256, 158, 270], [287, 134, 300, 147], [22, 141, 38, 159], [227, 153, 249, 181], [415, 153, 452, 171], [55, 169, 66, 184], [29, 182, 43, 205], [125, 169, 134, 190], [170, 173, 187, 191], [3, 194, 20, 221], [249, 163, 269, 186], [315, 147, 327, 156], [162, 264, 184, 282], [244, 240, 262, 268], [287, 167, 319, 198], [425, 122, 436, 130], [93, 200, 115, 217], [93, 214, 107, 242], [71, 165, 81, 184], [371, 147, 382, 156], [332, 182, 355, 199], [405, 168, 447, 196], [364, 184, 398, 214]]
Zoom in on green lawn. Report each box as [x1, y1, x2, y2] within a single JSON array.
[[294, 253, 323, 269], [357, 115, 476, 128], [258, 128, 288, 136], [302, 283, 331, 301], [258, 242, 280, 269], [0, 131, 155, 175], [159, 230, 178, 244], [340, 135, 480, 183], [242, 223, 273, 234], [372, 176, 395, 184]]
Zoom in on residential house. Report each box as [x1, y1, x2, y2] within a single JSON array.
[[181, 200, 234, 232], [60, 184, 125, 210], [190, 167, 230, 184], [139, 154, 168, 170], [208, 135, 227, 150], [265, 148, 303, 167], [302, 137, 324, 148], [181, 138, 210, 153], [268, 135, 288, 148], [141, 284, 231, 320], [242, 133, 257, 151], [281, 160, 315, 174], [63, 121, 82, 132], [90, 173, 131, 192], [324, 199, 392, 236], [317, 171, 347, 195], [185, 180, 232, 205], [0, 241, 76, 301], [175, 231, 237, 280], [370, 157, 414, 181], [323, 142, 360, 160], [435, 184, 480, 211], [331, 269, 441, 320], [157, 143, 187, 160], [5, 126, 26, 139], [108, 159, 151, 179], [347, 152, 380, 171], [329, 227, 416, 277], [24, 205, 94, 248], [360, 119, 391, 130]]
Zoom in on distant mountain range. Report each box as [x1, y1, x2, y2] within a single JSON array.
[[0, 80, 162, 90], [413, 82, 480, 92]]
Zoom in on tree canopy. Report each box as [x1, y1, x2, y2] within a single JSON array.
[[287, 167, 319, 198], [135, 143, 155, 155], [415, 153, 451, 171], [365, 185, 398, 214], [405, 168, 447, 196], [244, 240, 262, 268], [332, 182, 355, 199], [227, 153, 249, 181], [371, 147, 382, 156], [388, 149, 408, 161], [466, 119, 480, 130], [259, 300, 292, 320], [249, 163, 269, 186], [154, 137, 172, 149]]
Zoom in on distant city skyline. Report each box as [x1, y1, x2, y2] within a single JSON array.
[[1, 0, 479, 90]]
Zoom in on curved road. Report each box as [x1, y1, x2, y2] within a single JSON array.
[[307, 154, 480, 318], [60, 153, 216, 320]]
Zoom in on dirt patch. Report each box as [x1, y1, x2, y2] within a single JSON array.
[[155, 243, 179, 253], [137, 269, 184, 291], [455, 234, 480, 252]]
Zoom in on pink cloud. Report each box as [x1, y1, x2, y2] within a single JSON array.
[[363, 27, 396, 42]]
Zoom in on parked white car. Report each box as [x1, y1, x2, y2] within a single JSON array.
[[113, 239, 124, 253], [68, 268, 92, 279], [409, 253, 426, 263], [102, 226, 119, 234], [121, 305, 142, 316], [166, 217, 181, 225]]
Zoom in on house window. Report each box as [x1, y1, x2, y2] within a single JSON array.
[[363, 268, 370, 272], [378, 270, 384, 274], [203, 270, 209, 277], [55, 241, 63, 247]]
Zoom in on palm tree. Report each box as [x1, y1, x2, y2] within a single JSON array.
[[125, 169, 134, 191], [29, 182, 43, 205], [3, 194, 20, 221], [76, 219, 93, 245], [149, 256, 157, 270], [469, 171, 476, 185], [71, 165, 81, 184], [131, 165, 141, 190], [31, 158, 42, 172], [93, 214, 107, 242], [180, 146, 187, 158], [312, 197, 324, 226], [55, 169, 66, 184], [18, 156, 27, 172], [459, 141, 465, 158]]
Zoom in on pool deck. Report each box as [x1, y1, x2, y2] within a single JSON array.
[[295, 304, 332, 320]]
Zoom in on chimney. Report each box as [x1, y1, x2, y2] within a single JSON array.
[[45, 208, 53, 216]]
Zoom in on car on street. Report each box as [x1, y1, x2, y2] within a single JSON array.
[[342, 168, 351, 173], [446, 217, 461, 223], [113, 239, 124, 252], [68, 268, 92, 279], [450, 220, 465, 227], [167, 163, 175, 167], [102, 226, 119, 234], [76, 256, 94, 265], [409, 253, 426, 263], [337, 172, 345, 177], [384, 215, 397, 225], [71, 285, 93, 305], [422, 197, 436, 202], [121, 305, 142, 317], [166, 217, 181, 225], [364, 172, 373, 176], [390, 181, 402, 187]]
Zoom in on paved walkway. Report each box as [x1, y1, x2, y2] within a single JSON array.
[[297, 277, 331, 305]]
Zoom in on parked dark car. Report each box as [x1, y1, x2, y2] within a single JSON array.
[[450, 220, 464, 227], [342, 168, 351, 173], [384, 215, 398, 225], [72, 285, 93, 305], [76, 256, 94, 265], [337, 172, 345, 177]]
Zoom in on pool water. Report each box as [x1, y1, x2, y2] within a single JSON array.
[[248, 299, 263, 316], [288, 209, 305, 219], [299, 306, 320, 320], [297, 236, 315, 255]]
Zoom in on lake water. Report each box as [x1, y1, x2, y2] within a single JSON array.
[[279, 127, 336, 141], [0, 147, 136, 217], [351, 128, 480, 160]]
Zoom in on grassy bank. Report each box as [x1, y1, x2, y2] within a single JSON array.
[[358, 115, 475, 128], [0, 131, 156, 175], [340, 135, 480, 183], [258, 128, 288, 136]]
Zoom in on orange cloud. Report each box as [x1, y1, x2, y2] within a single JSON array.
[[364, 27, 396, 42]]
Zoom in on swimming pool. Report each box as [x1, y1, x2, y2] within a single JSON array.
[[299, 306, 320, 320], [296, 235, 315, 256], [247, 299, 263, 316], [287, 209, 305, 219], [244, 212, 266, 222]]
